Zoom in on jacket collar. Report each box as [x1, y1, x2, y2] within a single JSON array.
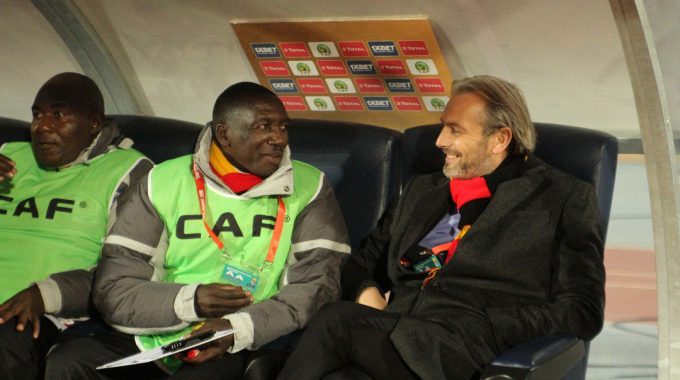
[[398, 155, 548, 256], [462, 155, 547, 238], [398, 173, 450, 255], [60, 119, 131, 168], [193, 124, 294, 198]]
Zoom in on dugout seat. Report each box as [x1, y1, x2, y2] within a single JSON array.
[[110, 115, 403, 251], [286, 119, 402, 250], [401, 122, 618, 380], [0, 117, 31, 144], [1, 113, 402, 261], [1, 114, 402, 380]]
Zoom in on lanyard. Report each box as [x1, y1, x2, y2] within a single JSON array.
[[423, 224, 471, 288], [192, 160, 285, 267]]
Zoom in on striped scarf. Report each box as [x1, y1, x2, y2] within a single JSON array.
[[209, 141, 263, 194]]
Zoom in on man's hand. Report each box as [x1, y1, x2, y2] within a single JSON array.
[[356, 286, 387, 310], [179, 318, 234, 365], [0, 153, 16, 182], [0, 284, 46, 338], [194, 283, 253, 318]]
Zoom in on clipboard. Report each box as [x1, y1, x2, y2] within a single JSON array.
[[96, 329, 235, 369]]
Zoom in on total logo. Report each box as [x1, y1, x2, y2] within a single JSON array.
[[368, 41, 399, 56], [355, 78, 385, 93], [337, 41, 369, 57], [305, 96, 336, 111], [309, 42, 340, 57], [279, 42, 310, 58], [414, 78, 445, 93], [422, 96, 450, 112], [406, 59, 438, 75], [376, 59, 407, 75], [325, 78, 356, 94], [393, 96, 423, 111], [279, 96, 307, 111], [259, 61, 290, 77], [288, 60, 319, 76], [251, 43, 280, 58], [364, 96, 393, 111], [347, 60, 376, 75], [385, 79, 414, 93], [297, 78, 327, 93], [317, 60, 348, 76], [334, 96, 364, 111], [269, 79, 298, 93], [398, 40, 429, 56]]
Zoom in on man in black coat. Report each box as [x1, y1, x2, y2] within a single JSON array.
[[278, 75, 605, 380]]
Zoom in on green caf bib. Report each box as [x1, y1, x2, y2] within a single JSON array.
[[137, 155, 321, 372], [0, 142, 146, 303]]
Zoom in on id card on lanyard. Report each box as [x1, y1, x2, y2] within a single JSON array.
[[192, 160, 285, 293]]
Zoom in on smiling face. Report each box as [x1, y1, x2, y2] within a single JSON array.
[[214, 98, 290, 178], [436, 92, 510, 179], [30, 86, 101, 168]]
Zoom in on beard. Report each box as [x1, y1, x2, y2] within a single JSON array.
[[442, 139, 497, 179]]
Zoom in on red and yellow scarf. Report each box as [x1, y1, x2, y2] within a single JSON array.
[[423, 155, 527, 287], [209, 141, 263, 194]]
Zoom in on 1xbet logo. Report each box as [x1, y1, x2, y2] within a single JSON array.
[[368, 41, 398, 56], [364, 96, 393, 111], [385, 79, 414, 93], [251, 43, 280, 58], [269, 79, 298, 93], [347, 60, 376, 75]]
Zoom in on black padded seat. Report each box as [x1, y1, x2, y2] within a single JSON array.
[[401, 122, 618, 380], [111, 115, 403, 250], [401, 122, 618, 238], [110, 115, 203, 164], [0, 117, 31, 145], [287, 119, 401, 250]]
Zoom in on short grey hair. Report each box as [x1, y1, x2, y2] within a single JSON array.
[[452, 75, 536, 155]]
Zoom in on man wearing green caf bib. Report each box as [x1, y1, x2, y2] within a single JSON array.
[[0, 73, 152, 379], [46, 82, 350, 379]]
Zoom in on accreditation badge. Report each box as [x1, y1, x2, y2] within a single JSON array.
[[413, 253, 442, 273], [221, 263, 259, 293]]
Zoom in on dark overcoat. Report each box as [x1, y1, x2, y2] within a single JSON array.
[[342, 155, 605, 380]]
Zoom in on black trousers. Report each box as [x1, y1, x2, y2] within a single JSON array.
[[0, 316, 60, 380], [44, 330, 249, 380], [278, 301, 417, 380]]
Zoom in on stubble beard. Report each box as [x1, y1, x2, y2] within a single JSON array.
[[442, 144, 496, 180]]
